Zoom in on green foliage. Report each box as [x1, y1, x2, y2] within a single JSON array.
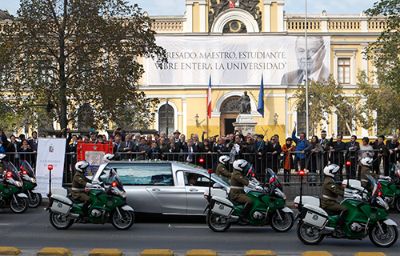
[[365, 0, 400, 91], [0, 0, 166, 131], [356, 72, 400, 134], [295, 76, 373, 135]]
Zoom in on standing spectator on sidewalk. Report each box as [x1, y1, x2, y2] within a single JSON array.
[[269, 135, 281, 173], [345, 135, 360, 178], [330, 134, 346, 180], [292, 124, 309, 171], [255, 134, 266, 176], [281, 138, 295, 183], [320, 130, 330, 167], [373, 135, 389, 176], [387, 135, 399, 177], [305, 135, 323, 185], [6, 135, 19, 164], [19, 139, 33, 165]]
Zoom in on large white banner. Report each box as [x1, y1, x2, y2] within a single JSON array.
[[36, 138, 66, 197], [144, 35, 330, 86]]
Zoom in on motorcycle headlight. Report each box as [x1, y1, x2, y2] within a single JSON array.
[[15, 181, 23, 187], [31, 178, 36, 183]]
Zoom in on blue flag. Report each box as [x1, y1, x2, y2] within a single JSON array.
[[257, 75, 264, 117]]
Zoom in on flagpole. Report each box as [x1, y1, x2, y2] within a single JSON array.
[[305, 0, 309, 139]]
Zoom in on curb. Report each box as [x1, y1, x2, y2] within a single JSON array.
[[354, 253, 386, 256], [88, 248, 123, 256], [186, 250, 218, 256], [0, 247, 21, 255], [140, 249, 174, 256], [36, 247, 72, 256], [302, 252, 332, 256]]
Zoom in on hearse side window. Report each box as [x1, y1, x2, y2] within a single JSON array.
[[105, 163, 174, 186]]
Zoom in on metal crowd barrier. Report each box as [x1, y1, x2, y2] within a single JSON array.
[[0, 149, 394, 199]]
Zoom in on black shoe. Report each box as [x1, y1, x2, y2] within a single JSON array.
[[238, 217, 250, 225], [335, 227, 346, 237]]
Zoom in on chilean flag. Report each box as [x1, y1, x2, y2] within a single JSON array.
[[207, 76, 212, 119]]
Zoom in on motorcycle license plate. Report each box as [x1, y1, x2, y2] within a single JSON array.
[[212, 202, 233, 217], [303, 211, 327, 228], [51, 201, 71, 215]]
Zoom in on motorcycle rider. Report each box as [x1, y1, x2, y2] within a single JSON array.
[[229, 159, 253, 224], [320, 164, 348, 235], [359, 156, 375, 190], [71, 161, 92, 215], [216, 155, 231, 179]]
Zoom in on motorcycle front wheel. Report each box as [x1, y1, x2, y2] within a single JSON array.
[[10, 196, 28, 214], [49, 212, 73, 230], [271, 210, 294, 232], [297, 221, 325, 245], [369, 222, 398, 247], [28, 192, 42, 208], [207, 212, 231, 232], [111, 208, 135, 230]]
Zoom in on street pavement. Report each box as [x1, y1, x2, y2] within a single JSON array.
[[0, 208, 399, 256]]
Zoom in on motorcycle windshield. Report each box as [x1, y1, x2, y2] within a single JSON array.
[[266, 168, 282, 188], [19, 160, 35, 177], [109, 172, 125, 192], [3, 162, 22, 181]]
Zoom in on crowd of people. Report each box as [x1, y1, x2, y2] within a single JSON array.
[[1, 126, 400, 183]]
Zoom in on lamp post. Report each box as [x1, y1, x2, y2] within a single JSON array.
[[47, 164, 54, 198], [305, 0, 309, 139]]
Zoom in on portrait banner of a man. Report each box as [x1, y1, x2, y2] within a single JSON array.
[[144, 35, 330, 86]]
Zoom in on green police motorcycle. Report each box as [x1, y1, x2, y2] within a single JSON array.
[[207, 167, 294, 232], [48, 169, 135, 230], [378, 166, 400, 212], [296, 175, 398, 247], [19, 160, 42, 208], [0, 154, 29, 213]]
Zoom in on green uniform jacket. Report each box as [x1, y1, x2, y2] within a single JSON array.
[[215, 163, 231, 179], [359, 165, 375, 190], [320, 176, 346, 212], [71, 171, 91, 200], [229, 170, 249, 199]]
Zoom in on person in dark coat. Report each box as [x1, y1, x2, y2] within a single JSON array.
[[345, 135, 360, 179], [373, 135, 389, 176], [386, 135, 399, 177], [330, 135, 346, 180]]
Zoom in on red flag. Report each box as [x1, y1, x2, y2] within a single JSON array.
[[207, 76, 212, 119]]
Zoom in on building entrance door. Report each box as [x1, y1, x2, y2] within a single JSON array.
[[220, 96, 240, 136]]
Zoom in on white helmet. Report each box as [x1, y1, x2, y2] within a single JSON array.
[[103, 154, 115, 162], [0, 154, 6, 160], [75, 161, 89, 173], [233, 159, 249, 172], [323, 164, 340, 178], [219, 155, 230, 164], [360, 157, 373, 166]]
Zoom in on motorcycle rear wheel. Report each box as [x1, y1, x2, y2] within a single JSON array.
[[28, 192, 42, 208], [271, 210, 294, 232], [369, 222, 398, 248], [207, 212, 231, 232], [10, 196, 28, 214], [111, 208, 135, 230], [49, 212, 73, 230], [297, 221, 325, 245]]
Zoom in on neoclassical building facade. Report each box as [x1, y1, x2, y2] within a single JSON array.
[[141, 0, 385, 139]]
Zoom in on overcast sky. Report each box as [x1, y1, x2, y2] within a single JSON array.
[[1, 0, 378, 16]]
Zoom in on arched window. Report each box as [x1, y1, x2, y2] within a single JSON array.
[[223, 20, 247, 33], [158, 104, 174, 135]]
